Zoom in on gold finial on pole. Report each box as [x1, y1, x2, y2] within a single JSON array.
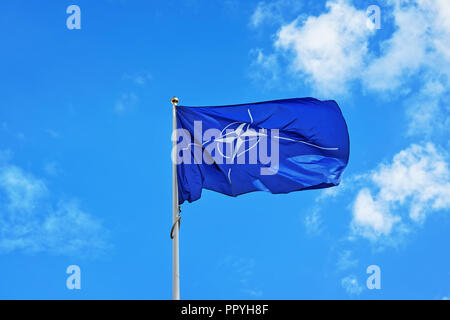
[[171, 97, 179, 106]]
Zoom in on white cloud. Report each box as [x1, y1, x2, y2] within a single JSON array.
[[273, 0, 373, 95], [0, 159, 108, 256], [364, 0, 450, 91], [351, 143, 450, 241], [363, 2, 428, 91], [352, 188, 401, 239], [341, 275, 363, 295], [374, 143, 450, 221], [252, 0, 450, 104]]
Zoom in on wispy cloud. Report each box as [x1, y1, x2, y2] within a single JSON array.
[[406, 79, 450, 138], [341, 275, 363, 296], [0, 165, 47, 212], [114, 92, 139, 115], [218, 255, 263, 298], [1, 122, 28, 141], [249, 49, 280, 85], [336, 250, 358, 271], [304, 207, 323, 235], [43, 161, 62, 177], [123, 71, 152, 86], [114, 70, 152, 115], [250, 0, 303, 28], [0, 154, 109, 256], [45, 129, 60, 139]]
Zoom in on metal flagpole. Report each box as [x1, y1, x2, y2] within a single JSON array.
[[171, 96, 180, 300]]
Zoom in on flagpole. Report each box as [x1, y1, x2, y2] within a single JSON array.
[[171, 96, 180, 300]]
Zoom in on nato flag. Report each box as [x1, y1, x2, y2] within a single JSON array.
[[175, 98, 349, 204]]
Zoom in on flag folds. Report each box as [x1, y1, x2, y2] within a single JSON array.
[[175, 98, 349, 204]]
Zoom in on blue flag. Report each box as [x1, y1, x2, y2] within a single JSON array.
[[175, 98, 349, 204]]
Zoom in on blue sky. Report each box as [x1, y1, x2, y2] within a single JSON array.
[[0, 0, 449, 299]]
